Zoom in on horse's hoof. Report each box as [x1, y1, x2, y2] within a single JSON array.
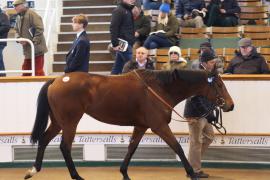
[[190, 177, 200, 180], [123, 177, 131, 180], [74, 176, 84, 180], [24, 174, 32, 179], [24, 167, 37, 179]]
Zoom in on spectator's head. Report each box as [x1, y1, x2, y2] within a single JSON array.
[[136, 47, 148, 64], [72, 14, 88, 31], [238, 38, 253, 57], [200, 49, 216, 71], [199, 42, 212, 54], [132, 2, 142, 18], [158, 3, 170, 25], [13, 0, 27, 13], [168, 46, 182, 62]]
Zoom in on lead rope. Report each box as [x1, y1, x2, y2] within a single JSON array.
[[133, 70, 189, 122]]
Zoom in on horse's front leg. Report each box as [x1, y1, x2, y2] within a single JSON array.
[[120, 126, 147, 180], [151, 124, 198, 180]]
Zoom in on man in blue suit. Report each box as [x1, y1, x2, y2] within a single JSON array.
[[64, 14, 90, 73]]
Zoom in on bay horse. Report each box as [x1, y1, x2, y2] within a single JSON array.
[[24, 69, 234, 180]]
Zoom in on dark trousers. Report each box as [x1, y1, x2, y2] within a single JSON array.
[[111, 45, 132, 75], [143, 34, 173, 49], [22, 55, 45, 76], [0, 45, 6, 76], [206, 4, 238, 27]]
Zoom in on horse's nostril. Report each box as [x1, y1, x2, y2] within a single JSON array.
[[230, 104, 234, 111]]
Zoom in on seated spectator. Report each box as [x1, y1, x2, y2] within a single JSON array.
[[143, 0, 162, 10], [175, 0, 206, 28], [122, 47, 154, 73], [161, 46, 187, 70], [132, 2, 151, 50], [206, 0, 240, 27], [225, 38, 269, 74], [195, 42, 224, 73], [143, 3, 179, 49], [0, 7, 10, 76]]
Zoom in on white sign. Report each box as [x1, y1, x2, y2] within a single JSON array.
[[0, 134, 269, 147]]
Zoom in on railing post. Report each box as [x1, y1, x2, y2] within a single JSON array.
[[0, 38, 35, 76]]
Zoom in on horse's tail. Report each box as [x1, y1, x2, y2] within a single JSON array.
[[30, 79, 55, 144]]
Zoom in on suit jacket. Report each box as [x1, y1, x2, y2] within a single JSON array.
[[64, 31, 90, 73]]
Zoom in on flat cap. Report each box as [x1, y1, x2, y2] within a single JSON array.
[[13, 0, 26, 6], [238, 38, 252, 47]]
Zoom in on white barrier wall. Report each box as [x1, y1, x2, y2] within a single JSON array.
[[0, 78, 270, 134]]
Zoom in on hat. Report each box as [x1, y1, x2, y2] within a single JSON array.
[[168, 46, 181, 56], [159, 3, 170, 13], [13, 0, 26, 6], [200, 42, 212, 48], [133, 1, 141, 9], [238, 38, 252, 47], [200, 49, 215, 62]]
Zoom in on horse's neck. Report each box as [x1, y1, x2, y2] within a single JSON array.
[[164, 80, 207, 106]]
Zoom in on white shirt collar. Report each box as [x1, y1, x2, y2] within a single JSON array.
[[76, 30, 84, 38], [136, 59, 147, 67]]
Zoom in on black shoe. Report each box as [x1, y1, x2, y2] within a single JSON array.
[[187, 171, 209, 178]]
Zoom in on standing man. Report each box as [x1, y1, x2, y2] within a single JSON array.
[[184, 49, 217, 178], [64, 14, 90, 73], [110, 0, 135, 74], [13, 0, 47, 76], [0, 7, 10, 76]]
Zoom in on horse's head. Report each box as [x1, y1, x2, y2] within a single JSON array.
[[205, 69, 234, 112]]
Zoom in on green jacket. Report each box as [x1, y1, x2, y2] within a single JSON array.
[[152, 13, 179, 45], [15, 8, 47, 59], [134, 12, 151, 42]]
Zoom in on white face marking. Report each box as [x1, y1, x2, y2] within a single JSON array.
[[208, 77, 214, 83], [62, 76, 70, 82]]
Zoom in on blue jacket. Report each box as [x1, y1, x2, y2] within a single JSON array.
[[175, 0, 206, 18], [64, 31, 90, 73]]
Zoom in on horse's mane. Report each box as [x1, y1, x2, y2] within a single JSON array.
[[140, 69, 208, 85]]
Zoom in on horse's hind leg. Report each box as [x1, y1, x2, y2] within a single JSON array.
[[24, 120, 61, 179], [151, 125, 198, 180], [120, 126, 147, 180], [60, 126, 84, 180]]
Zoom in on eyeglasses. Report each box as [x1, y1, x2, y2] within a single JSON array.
[[170, 52, 179, 55]]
